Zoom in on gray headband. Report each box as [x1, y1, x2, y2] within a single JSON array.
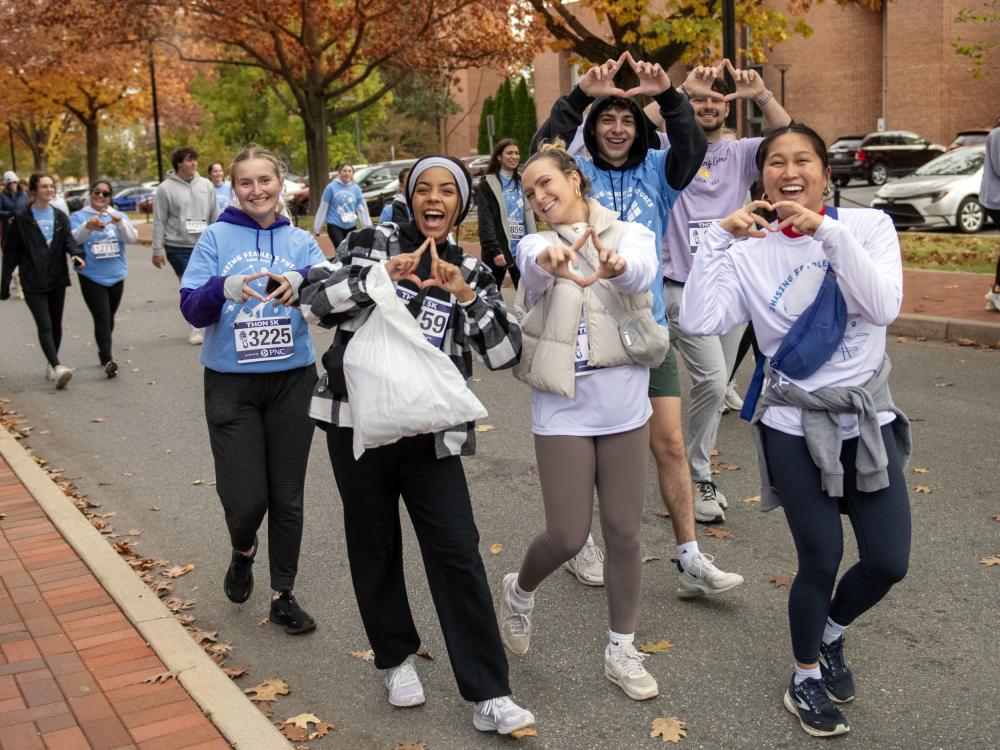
[[406, 157, 470, 212]]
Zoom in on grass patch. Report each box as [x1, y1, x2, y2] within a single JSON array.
[[899, 232, 998, 273]]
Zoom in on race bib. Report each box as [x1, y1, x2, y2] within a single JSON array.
[[337, 208, 358, 225], [688, 219, 718, 254], [396, 286, 453, 350], [91, 240, 121, 260], [509, 222, 525, 239], [234, 317, 294, 363], [185, 219, 208, 234], [574, 318, 603, 375]]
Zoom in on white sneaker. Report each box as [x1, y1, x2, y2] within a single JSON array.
[[499, 573, 532, 655], [985, 290, 1000, 312], [384, 658, 425, 707], [473, 695, 536, 735], [723, 381, 744, 412], [604, 643, 658, 700], [51, 365, 73, 389], [563, 535, 604, 586], [676, 553, 745, 600], [188, 327, 204, 345], [45, 365, 56, 381], [693, 481, 725, 522]]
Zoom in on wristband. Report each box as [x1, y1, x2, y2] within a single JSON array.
[[756, 90, 774, 107]]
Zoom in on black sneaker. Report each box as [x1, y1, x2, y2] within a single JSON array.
[[223, 538, 256, 603], [783, 676, 850, 737], [819, 636, 855, 703], [269, 591, 316, 635], [104, 360, 119, 378]]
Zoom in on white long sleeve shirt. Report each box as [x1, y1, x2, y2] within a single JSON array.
[[679, 208, 902, 437], [517, 222, 658, 436]]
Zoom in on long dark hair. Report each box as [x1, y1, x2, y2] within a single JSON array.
[[486, 138, 521, 186]]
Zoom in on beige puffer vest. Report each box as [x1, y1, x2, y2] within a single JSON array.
[[512, 199, 655, 398]]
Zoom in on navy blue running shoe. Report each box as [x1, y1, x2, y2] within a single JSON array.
[[783, 676, 850, 737], [819, 636, 855, 703]]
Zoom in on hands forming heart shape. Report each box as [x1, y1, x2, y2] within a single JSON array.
[[536, 228, 628, 288], [579, 51, 672, 99], [719, 200, 827, 239], [681, 59, 768, 103], [242, 270, 294, 306], [384, 237, 476, 302]]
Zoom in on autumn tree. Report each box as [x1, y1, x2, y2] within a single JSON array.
[[0, 71, 72, 172], [952, 0, 1000, 78]]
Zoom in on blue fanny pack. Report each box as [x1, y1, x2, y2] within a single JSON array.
[[740, 206, 847, 420]]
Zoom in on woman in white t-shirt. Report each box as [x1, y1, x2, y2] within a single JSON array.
[[680, 124, 911, 739], [498, 141, 662, 701]]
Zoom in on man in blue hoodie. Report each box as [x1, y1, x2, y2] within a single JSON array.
[[532, 52, 744, 600]]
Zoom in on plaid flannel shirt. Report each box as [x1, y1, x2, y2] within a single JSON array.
[[299, 223, 522, 458]]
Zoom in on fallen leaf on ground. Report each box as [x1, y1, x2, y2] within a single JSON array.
[[164, 448, 172, 454], [223, 666, 249, 679], [191, 479, 204, 485], [161, 564, 195, 578], [393, 742, 427, 750], [208, 643, 233, 657], [640, 639, 673, 653], [705, 528, 732, 539], [956, 338, 976, 346], [143, 670, 181, 684], [510, 727, 539, 740], [284, 713, 322, 729], [280, 725, 307, 741], [896, 336, 907, 343], [710, 449, 721, 457], [654, 509, 671, 517], [165, 598, 196, 612], [90, 417, 106, 423], [650, 716, 687, 743], [934, 382, 953, 387], [913, 486, 934, 494], [416, 649, 433, 660], [146, 380, 157, 385], [125, 529, 143, 536], [475, 424, 495, 432], [150, 506, 160, 511], [740, 495, 761, 504], [769, 575, 794, 589], [911, 467, 929, 474], [992, 514, 1000, 522], [245, 678, 290, 701], [489, 543, 503, 555], [981, 555, 1000, 567], [256, 701, 273, 716], [347, 649, 375, 662], [314, 722, 335, 737], [188, 629, 218, 645], [641, 555, 663, 563], [257, 618, 269, 627], [713, 462, 740, 471]]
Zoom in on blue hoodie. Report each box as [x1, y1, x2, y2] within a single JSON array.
[[180, 206, 325, 373]]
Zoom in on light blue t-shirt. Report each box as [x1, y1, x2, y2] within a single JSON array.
[[214, 183, 234, 213], [181, 219, 326, 374], [499, 174, 526, 256], [70, 208, 128, 286], [575, 149, 680, 324], [322, 180, 365, 229], [32, 206, 55, 246]]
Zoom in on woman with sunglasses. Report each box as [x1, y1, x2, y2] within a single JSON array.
[[4, 173, 84, 388], [70, 180, 137, 378]]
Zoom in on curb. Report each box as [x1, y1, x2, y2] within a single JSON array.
[[889, 313, 1000, 347], [0, 428, 291, 750]]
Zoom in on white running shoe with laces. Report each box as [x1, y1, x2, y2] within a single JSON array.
[[563, 535, 604, 586], [723, 381, 744, 413], [384, 658, 425, 707], [694, 481, 725, 522], [50, 365, 72, 389], [985, 289, 1000, 312], [473, 695, 536, 734], [499, 573, 532, 654], [604, 643, 659, 700], [676, 552, 744, 599]]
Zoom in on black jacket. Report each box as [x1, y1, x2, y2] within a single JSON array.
[[4, 206, 82, 294]]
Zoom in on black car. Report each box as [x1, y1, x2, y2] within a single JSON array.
[[828, 136, 865, 187], [852, 131, 946, 186]]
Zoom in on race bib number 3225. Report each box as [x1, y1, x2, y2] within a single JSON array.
[[234, 318, 294, 363]]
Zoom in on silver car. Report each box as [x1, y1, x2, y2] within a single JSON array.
[[871, 146, 990, 233]]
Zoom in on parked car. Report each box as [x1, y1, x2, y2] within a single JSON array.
[[64, 185, 90, 212], [871, 146, 990, 233], [828, 135, 866, 187], [947, 128, 990, 151], [852, 131, 946, 186], [112, 186, 155, 212], [464, 155, 491, 177]]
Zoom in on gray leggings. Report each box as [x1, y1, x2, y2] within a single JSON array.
[[517, 424, 649, 633]]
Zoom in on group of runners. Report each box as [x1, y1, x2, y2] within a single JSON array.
[[0, 52, 921, 741]]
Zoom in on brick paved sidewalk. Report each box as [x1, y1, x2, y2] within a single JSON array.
[[0, 456, 228, 750]]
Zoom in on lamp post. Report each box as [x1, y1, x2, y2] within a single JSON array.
[[774, 63, 791, 106], [6, 123, 16, 173], [148, 45, 164, 183], [722, 0, 737, 128]]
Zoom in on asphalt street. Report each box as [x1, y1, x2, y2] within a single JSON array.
[[1, 241, 998, 750]]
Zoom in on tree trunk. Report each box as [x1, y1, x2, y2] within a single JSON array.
[[84, 118, 99, 184], [302, 91, 330, 215]]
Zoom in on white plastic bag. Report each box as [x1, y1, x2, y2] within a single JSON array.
[[343, 262, 488, 458]]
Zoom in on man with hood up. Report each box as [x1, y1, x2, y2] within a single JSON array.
[[531, 52, 745, 601]]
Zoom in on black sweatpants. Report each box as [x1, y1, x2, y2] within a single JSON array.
[[204, 365, 317, 592], [77, 275, 124, 365], [761, 423, 911, 664], [24, 288, 66, 367], [326, 428, 510, 702]]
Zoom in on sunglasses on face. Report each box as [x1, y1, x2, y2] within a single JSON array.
[[92, 190, 112, 197]]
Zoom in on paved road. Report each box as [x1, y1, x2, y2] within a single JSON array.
[[1, 247, 998, 749]]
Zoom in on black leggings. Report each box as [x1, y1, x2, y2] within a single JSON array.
[[24, 288, 66, 367], [78, 275, 124, 365], [483, 253, 521, 290], [988, 208, 1000, 287], [762, 423, 911, 664], [326, 224, 350, 250]]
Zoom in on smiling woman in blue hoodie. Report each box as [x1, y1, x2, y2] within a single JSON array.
[[179, 146, 325, 635]]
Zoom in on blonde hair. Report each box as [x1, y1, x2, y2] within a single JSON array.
[[229, 145, 287, 187], [526, 138, 592, 196]]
